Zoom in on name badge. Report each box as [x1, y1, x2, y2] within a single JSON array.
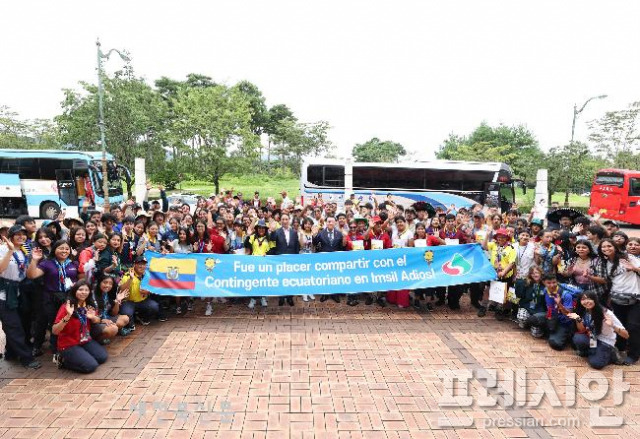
[[589, 336, 598, 349], [64, 278, 74, 291], [351, 240, 364, 251], [445, 239, 459, 246], [371, 239, 384, 250], [413, 239, 427, 248]]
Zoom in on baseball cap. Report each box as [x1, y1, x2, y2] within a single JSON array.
[[134, 255, 148, 264], [8, 225, 27, 238]]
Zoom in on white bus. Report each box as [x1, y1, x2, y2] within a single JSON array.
[[300, 159, 519, 212], [0, 149, 130, 219]]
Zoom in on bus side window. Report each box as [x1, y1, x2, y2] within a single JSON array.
[[629, 178, 640, 197]]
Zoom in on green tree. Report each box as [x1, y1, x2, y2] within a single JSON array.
[[0, 105, 59, 149], [352, 137, 407, 162], [264, 104, 295, 164], [170, 84, 258, 192], [56, 72, 169, 180], [437, 122, 543, 185], [588, 101, 640, 169], [272, 118, 332, 174]]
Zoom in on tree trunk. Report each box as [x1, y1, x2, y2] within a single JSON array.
[[214, 163, 220, 195], [267, 137, 271, 163]]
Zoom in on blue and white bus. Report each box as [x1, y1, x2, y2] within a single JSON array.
[[301, 159, 518, 212], [0, 149, 130, 219]]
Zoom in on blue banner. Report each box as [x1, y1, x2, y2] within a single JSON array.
[[141, 244, 497, 297]]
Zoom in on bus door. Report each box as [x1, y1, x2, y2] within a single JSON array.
[[483, 182, 500, 208], [624, 176, 640, 224], [55, 169, 79, 217]]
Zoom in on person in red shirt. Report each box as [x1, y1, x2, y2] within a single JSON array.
[[52, 280, 107, 373], [438, 214, 469, 310], [364, 216, 392, 306], [410, 223, 444, 310]]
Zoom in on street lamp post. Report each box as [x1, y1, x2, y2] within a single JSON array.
[[563, 94, 607, 207], [96, 38, 129, 211]]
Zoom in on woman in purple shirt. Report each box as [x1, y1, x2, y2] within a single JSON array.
[[27, 239, 82, 355]]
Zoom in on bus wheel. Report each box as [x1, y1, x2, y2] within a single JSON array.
[[41, 202, 60, 220]]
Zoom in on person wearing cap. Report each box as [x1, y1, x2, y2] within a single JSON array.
[[602, 220, 619, 237], [479, 227, 516, 318], [118, 256, 160, 327], [529, 219, 544, 243], [0, 226, 41, 369], [244, 219, 274, 309]]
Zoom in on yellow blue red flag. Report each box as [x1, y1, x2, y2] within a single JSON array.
[[149, 258, 197, 290]]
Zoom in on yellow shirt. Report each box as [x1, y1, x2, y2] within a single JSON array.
[[120, 272, 145, 303], [487, 242, 516, 278]]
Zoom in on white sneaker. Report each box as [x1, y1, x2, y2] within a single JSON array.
[[308, 295, 315, 300], [302, 295, 309, 302], [260, 297, 268, 307], [248, 298, 256, 309], [205, 302, 213, 316]]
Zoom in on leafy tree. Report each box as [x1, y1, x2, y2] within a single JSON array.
[[437, 122, 543, 185], [588, 101, 640, 168], [0, 105, 59, 149], [170, 84, 258, 192], [352, 137, 407, 162], [56, 72, 168, 181], [272, 118, 332, 174], [264, 104, 296, 164]]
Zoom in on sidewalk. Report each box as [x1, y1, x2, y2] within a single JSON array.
[[0, 298, 638, 438]]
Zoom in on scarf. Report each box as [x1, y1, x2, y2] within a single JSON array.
[[76, 306, 91, 343], [12, 250, 27, 279], [55, 259, 71, 292]]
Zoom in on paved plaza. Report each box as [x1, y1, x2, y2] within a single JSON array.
[[0, 299, 638, 438]]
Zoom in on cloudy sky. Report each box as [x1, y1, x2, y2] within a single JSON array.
[[2, 1, 639, 158]]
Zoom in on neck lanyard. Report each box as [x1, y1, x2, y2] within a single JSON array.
[[12, 250, 27, 277], [76, 306, 90, 342], [55, 259, 70, 292]]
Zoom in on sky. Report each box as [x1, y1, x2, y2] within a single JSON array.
[[2, 0, 639, 159]]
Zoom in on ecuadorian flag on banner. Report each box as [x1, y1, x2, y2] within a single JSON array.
[[149, 258, 197, 290]]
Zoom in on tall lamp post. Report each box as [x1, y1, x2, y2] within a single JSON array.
[[563, 94, 607, 206], [96, 38, 130, 210]]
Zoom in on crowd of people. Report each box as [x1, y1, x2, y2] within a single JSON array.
[[0, 186, 639, 373]]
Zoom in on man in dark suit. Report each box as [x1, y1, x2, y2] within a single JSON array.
[[270, 213, 300, 306], [312, 216, 348, 304]]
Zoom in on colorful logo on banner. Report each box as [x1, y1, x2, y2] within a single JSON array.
[[441, 253, 473, 276], [149, 258, 197, 290]]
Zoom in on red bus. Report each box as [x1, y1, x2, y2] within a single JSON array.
[[588, 168, 640, 225]]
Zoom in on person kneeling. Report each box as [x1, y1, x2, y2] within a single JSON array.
[[92, 276, 131, 341], [568, 291, 628, 369], [52, 280, 108, 373], [118, 256, 160, 327], [542, 274, 575, 351]]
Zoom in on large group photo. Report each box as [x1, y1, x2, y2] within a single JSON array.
[[1, 1, 640, 437]]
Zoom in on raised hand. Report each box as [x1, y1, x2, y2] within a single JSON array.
[[567, 312, 580, 320], [2, 235, 15, 251], [603, 314, 613, 327], [87, 307, 97, 320], [93, 249, 101, 262], [31, 247, 43, 261], [65, 301, 75, 317], [111, 255, 118, 267], [117, 288, 129, 301]]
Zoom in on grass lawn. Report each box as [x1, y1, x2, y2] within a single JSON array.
[[171, 175, 301, 201]]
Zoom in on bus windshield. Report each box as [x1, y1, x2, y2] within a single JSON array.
[[594, 173, 624, 187]]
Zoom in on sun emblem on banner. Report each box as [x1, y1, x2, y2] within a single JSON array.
[[205, 258, 221, 272], [424, 250, 434, 269]]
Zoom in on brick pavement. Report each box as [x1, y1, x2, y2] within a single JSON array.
[[0, 298, 638, 438]]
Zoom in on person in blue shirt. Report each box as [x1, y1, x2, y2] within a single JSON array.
[[542, 273, 575, 350]]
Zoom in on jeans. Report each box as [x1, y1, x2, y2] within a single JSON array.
[[60, 340, 108, 373], [120, 299, 160, 325], [526, 312, 548, 329], [33, 291, 65, 352], [573, 333, 614, 369], [611, 302, 640, 361], [0, 299, 35, 365], [548, 323, 574, 351]]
